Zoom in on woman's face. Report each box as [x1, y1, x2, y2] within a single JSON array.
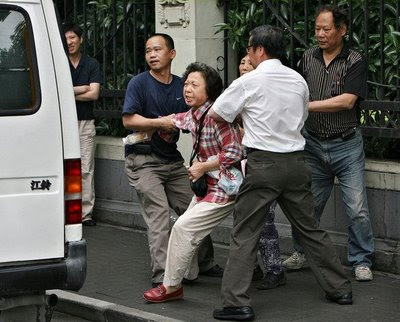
[[183, 71, 208, 109], [239, 55, 254, 76]]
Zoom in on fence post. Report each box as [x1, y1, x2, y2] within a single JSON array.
[[154, 0, 227, 164]]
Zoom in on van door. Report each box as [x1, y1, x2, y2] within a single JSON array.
[[0, 2, 64, 262]]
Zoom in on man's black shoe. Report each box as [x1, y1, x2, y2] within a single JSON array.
[[182, 277, 198, 285], [199, 264, 224, 277], [256, 271, 286, 290], [213, 306, 255, 321], [82, 219, 96, 226], [326, 292, 353, 305], [252, 264, 263, 281]]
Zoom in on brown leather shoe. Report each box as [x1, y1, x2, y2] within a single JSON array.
[[143, 284, 183, 303]]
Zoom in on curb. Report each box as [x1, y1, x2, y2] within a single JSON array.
[[49, 290, 184, 322]]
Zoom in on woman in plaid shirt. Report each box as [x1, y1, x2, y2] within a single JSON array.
[[143, 62, 242, 303]]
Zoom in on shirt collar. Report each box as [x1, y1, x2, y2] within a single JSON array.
[[313, 42, 350, 62], [71, 54, 87, 69], [192, 100, 213, 122], [256, 58, 282, 70]]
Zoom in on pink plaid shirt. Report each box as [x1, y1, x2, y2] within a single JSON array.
[[173, 101, 243, 204]]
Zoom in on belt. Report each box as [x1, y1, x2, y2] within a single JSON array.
[[246, 147, 263, 154], [126, 143, 152, 156], [307, 127, 357, 141]]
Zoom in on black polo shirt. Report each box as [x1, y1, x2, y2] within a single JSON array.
[[300, 44, 367, 137], [69, 55, 102, 120]]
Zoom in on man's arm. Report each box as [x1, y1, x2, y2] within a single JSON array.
[[308, 53, 366, 113], [308, 93, 358, 112], [209, 108, 228, 122], [122, 113, 176, 132], [75, 82, 100, 101], [209, 78, 245, 123], [73, 85, 90, 96]]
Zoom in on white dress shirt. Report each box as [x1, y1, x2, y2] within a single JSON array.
[[213, 59, 309, 153]]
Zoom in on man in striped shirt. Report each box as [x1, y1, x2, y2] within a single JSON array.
[[283, 4, 374, 282]]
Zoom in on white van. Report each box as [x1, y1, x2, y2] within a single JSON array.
[[0, 0, 86, 313]]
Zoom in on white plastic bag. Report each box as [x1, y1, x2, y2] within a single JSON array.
[[206, 155, 243, 196], [122, 132, 150, 145], [206, 155, 220, 179], [218, 166, 243, 196]]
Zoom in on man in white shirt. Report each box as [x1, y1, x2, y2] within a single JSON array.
[[210, 25, 352, 322]]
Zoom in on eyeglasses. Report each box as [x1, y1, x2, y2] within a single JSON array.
[[246, 45, 252, 53]]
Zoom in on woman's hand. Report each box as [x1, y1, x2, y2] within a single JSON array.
[[188, 161, 206, 182], [158, 114, 177, 132]]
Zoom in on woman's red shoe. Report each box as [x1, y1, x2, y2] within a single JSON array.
[[143, 284, 183, 303]]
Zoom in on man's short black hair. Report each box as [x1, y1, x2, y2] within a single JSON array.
[[249, 25, 285, 60], [316, 4, 349, 30], [182, 62, 223, 102], [147, 33, 175, 50], [63, 22, 83, 38]]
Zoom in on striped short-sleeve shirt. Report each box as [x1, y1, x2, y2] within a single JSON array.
[[300, 44, 367, 137]]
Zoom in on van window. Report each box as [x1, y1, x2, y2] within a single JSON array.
[[0, 6, 39, 115]]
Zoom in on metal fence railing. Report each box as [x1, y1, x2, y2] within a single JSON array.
[[56, 0, 399, 139], [55, 0, 155, 120], [221, 0, 399, 138]]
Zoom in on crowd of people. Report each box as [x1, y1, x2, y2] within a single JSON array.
[[66, 4, 375, 321]]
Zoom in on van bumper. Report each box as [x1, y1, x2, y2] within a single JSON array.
[[0, 240, 86, 296]]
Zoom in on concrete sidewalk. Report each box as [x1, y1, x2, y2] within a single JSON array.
[[55, 224, 400, 322]]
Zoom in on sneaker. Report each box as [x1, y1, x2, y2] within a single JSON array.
[[282, 252, 308, 270], [256, 272, 286, 290], [354, 266, 373, 281]]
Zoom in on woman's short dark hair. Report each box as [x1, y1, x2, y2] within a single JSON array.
[[316, 4, 349, 30], [182, 62, 223, 102], [249, 25, 285, 60]]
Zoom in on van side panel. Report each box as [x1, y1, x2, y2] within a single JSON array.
[[0, 1, 64, 262], [42, 1, 81, 160]]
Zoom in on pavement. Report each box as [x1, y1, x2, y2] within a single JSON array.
[[53, 223, 400, 322]]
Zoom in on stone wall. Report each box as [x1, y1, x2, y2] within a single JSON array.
[[93, 136, 400, 274]]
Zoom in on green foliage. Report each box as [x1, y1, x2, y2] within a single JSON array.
[[364, 137, 400, 159], [56, 0, 155, 137], [215, 0, 399, 159], [96, 118, 127, 136], [83, 0, 153, 89]]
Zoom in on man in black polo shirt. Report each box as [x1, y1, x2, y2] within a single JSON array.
[[64, 23, 102, 226], [283, 5, 374, 282]]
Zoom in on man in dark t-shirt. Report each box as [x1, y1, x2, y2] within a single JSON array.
[[123, 69, 186, 160], [64, 22, 102, 227], [122, 34, 220, 287]]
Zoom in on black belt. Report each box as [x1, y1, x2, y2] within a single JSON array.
[[308, 127, 357, 141], [126, 143, 152, 156], [246, 147, 263, 154]]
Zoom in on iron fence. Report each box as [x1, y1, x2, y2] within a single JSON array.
[[222, 0, 399, 138], [55, 0, 154, 122], [56, 0, 399, 139]]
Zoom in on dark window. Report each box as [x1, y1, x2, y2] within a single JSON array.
[[0, 6, 39, 115]]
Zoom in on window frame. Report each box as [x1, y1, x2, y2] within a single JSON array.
[[0, 4, 41, 116]]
